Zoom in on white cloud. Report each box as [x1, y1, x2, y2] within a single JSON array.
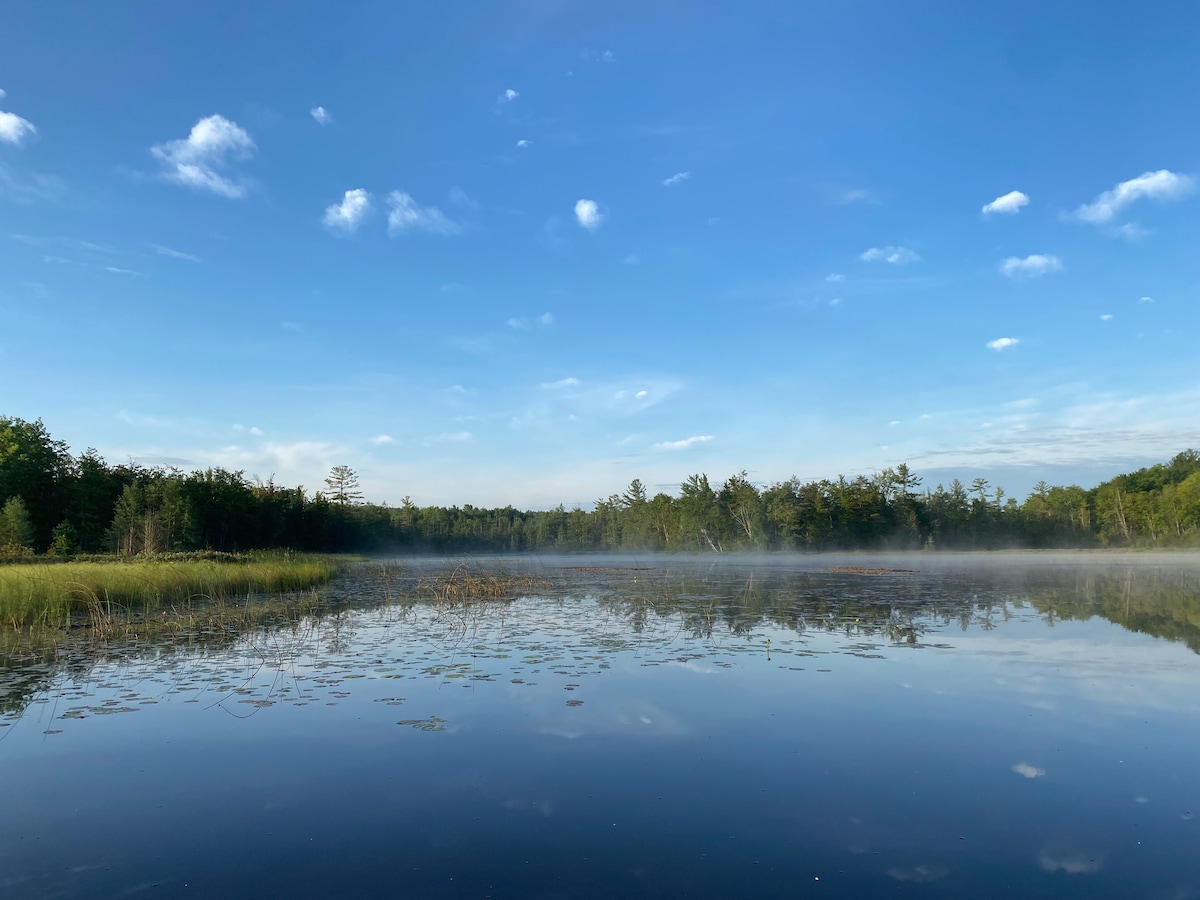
[[310, 106, 332, 126], [150, 115, 255, 198], [1139, 296, 1154, 303], [999, 254, 1062, 278], [826, 273, 844, 282], [499, 88, 519, 103], [1100, 314, 1113, 321], [860, 246, 920, 264], [829, 298, 842, 306], [323, 188, 373, 234], [387, 191, 460, 235], [1074, 169, 1195, 224], [889, 420, 901, 427], [1113, 222, 1150, 240], [430, 431, 473, 443], [105, 266, 142, 276], [635, 390, 648, 399], [575, 199, 603, 230], [0, 110, 37, 146], [516, 139, 531, 148], [507, 312, 556, 330], [541, 377, 580, 390], [249, 426, 263, 436], [1038, 853, 1101, 875], [987, 337, 1019, 351], [1012, 763, 1045, 779], [662, 171, 691, 187], [623, 253, 639, 265], [151, 244, 200, 261], [371, 434, 395, 445], [654, 435, 713, 451], [982, 190, 1029, 215]]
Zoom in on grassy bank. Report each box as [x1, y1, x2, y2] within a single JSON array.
[[0, 553, 347, 631]]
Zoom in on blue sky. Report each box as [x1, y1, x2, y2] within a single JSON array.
[[1, 1, 1198, 507]]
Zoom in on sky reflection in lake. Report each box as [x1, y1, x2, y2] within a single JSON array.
[[1, 554, 1198, 898]]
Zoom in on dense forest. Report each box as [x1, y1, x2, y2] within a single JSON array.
[[2, 415, 1199, 557]]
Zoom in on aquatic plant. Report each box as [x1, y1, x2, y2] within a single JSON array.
[[0, 553, 345, 631]]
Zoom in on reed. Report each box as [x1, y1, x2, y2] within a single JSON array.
[[416, 562, 548, 607], [0, 553, 345, 631]]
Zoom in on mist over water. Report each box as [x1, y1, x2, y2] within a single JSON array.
[[2, 553, 1198, 898]]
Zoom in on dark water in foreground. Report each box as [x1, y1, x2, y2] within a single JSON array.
[[2, 553, 1199, 898]]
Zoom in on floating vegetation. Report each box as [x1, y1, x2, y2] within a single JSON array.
[[397, 716, 448, 732], [415, 562, 550, 607], [821, 566, 918, 576]]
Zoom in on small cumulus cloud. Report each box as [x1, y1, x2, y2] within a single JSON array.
[[150, 114, 255, 198], [662, 171, 691, 187], [1012, 763, 1045, 779], [0, 109, 37, 146], [829, 297, 842, 306], [516, 139, 531, 148], [323, 188, 373, 234], [1073, 169, 1194, 224], [507, 312, 556, 330], [370, 434, 395, 445], [982, 190, 1029, 215], [310, 106, 332, 126], [860, 246, 920, 264], [575, 199, 603, 230], [1100, 314, 1113, 321], [826, 273, 844, 282], [999, 254, 1062, 278], [429, 431, 473, 443], [889, 420, 901, 427], [1139, 296, 1154, 303], [635, 390, 648, 399], [497, 88, 519, 106], [654, 435, 713, 451], [105, 266, 142, 276], [987, 337, 1019, 351], [541, 377, 580, 390], [387, 190, 460, 236]]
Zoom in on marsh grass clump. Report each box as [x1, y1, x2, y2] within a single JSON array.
[[0, 553, 345, 632], [417, 562, 548, 608]]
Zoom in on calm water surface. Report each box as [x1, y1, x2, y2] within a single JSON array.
[[2, 553, 1199, 898]]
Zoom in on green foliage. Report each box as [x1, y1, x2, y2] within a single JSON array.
[[2, 413, 1199, 555], [0, 496, 35, 553]]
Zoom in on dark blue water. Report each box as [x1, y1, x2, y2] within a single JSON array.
[[2, 554, 1198, 898]]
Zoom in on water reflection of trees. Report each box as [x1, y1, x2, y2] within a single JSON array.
[[3, 562, 1199, 721]]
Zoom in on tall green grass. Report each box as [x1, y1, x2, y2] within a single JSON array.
[[0, 553, 345, 631]]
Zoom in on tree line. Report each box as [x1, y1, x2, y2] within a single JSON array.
[[2, 415, 1199, 557]]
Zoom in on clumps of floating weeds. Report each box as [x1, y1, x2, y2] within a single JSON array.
[[821, 566, 917, 576], [416, 562, 548, 607]]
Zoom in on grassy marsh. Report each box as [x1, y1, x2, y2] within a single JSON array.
[[0, 553, 347, 631]]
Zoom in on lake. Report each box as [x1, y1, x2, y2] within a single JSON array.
[[2, 553, 1198, 898]]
